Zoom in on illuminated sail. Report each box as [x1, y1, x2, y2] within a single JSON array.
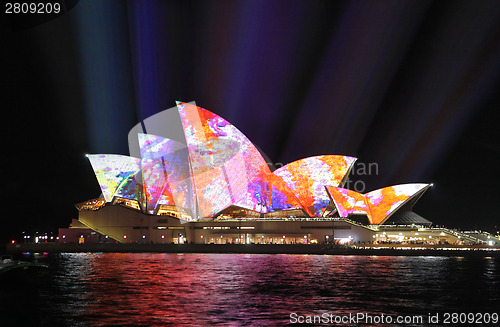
[[85, 103, 429, 224], [326, 184, 430, 224], [87, 154, 141, 202], [138, 133, 196, 219], [177, 102, 303, 217], [274, 155, 356, 216]]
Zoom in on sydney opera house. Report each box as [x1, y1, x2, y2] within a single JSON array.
[[71, 102, 456, 245]]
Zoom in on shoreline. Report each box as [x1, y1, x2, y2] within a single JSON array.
[[5, 243, 500, 257]]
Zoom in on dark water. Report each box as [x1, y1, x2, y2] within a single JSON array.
[[1, 253, 499, 326]]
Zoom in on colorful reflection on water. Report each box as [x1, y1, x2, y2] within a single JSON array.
[[1, 253, 499, 326]]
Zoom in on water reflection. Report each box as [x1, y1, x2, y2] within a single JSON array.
[[1, 254, 499, 326]]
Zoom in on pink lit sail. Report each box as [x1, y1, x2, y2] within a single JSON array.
[[325, 187, 370, 218], [140, 158, 169, 213], [365, 184, 429, 224], [274, 155, 356, 217], [177, 102, 301, 217], [326, 184, 430, 224], [138, 133, 197, 219]]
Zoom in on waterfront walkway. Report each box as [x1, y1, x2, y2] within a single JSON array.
[[5, 243, 500, 256]]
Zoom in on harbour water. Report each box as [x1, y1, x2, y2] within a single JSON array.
[[1, 253, 499, 326]]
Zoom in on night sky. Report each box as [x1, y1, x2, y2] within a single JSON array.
[[2, 0, 500, 243]]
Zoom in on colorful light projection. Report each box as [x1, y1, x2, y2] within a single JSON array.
[[140, 158, 168, 213], [113, 171, 145, 209], [325, 187, 370, 218], [274, 155, 356, 216], [87, 154, 141, 202], [138, 134, 174, 212], [177, 101, 281, 217], [240, 173, 306, 214], [326, 184, 430, 224], [138, 133, 196, 219], [138, 133, 185, 160], [86, 103, 430, 221], [365, 184, 430, 225]]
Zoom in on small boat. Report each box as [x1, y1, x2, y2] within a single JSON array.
[[0, 255, 47, 274]]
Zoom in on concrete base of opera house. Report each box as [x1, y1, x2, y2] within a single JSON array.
[[69, 204, 376, 245], [50, 203, 499, 252]]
